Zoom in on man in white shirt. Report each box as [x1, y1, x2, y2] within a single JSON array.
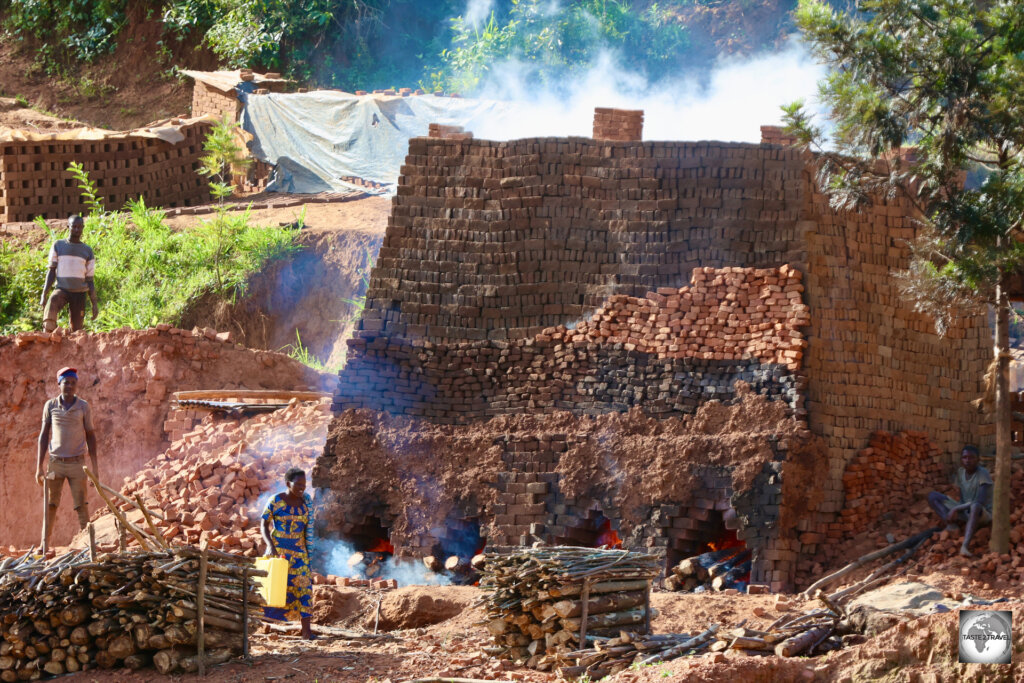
[[39, 215, 98, 331]]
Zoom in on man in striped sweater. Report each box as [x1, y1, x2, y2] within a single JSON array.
[[39, 215, 99, 332]]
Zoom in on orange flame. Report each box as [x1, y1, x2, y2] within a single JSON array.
[[596, 520, 622, 549], [707, 528, 744, 553], [368, 538, 394, 554]]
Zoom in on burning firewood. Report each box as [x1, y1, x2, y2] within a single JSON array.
[[668, 546, 751, 592], [347, 551, 386, 579]]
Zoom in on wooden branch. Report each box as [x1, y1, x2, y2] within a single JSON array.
[[135, 495, 170, 550], [83, 466, 153, 551], [801, 527, 939, 596], [197, 544, 207, 677]]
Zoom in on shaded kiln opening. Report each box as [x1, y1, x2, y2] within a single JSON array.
[[341, 513, 394, 579], [555, 509, 622, 549], [664, 508, 750, 592], [423, 515, 487, 584]]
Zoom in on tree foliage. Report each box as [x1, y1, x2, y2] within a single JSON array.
[[784, 0, 1024, 332], [785, 0, 1024, 553], [429, 0, 690, 94]]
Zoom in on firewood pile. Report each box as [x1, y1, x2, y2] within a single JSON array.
[[0, 546, 261, 680], [548, 591, 846, 679], [476, 547, 660, 669], [664, 546, 752, 593]]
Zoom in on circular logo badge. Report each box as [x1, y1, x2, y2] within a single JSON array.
[[959, 610, 1012, 664]]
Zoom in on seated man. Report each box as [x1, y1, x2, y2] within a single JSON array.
[[927, 445, 992, 557]]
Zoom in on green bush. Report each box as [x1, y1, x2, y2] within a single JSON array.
[[3, 0, 127, 68], [0, 199, 297, 334]]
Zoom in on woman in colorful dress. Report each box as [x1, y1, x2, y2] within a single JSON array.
[[260, 467, 316, 639]]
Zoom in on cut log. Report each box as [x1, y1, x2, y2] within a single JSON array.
[[707, 550, 751, 579], [153, 647, 189, 675], [775, 626, 834, 657], [422, 556, 441, 573], [560, 607, 659, 632], [552, 591, 647, 618]]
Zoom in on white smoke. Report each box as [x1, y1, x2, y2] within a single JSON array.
[[320, 539, 452, 586], [464, 0, 495, 29], [467, 41, 827, 143]]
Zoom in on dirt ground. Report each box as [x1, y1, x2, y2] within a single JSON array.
[[40, 576, 1023, 682]]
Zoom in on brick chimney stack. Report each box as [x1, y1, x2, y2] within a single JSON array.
[[593, 108, 643, 141]]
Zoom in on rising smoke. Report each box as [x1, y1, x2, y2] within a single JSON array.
[[468, 41, 826, 143], [320, 539, 451, 586]]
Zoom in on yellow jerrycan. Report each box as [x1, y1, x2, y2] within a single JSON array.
[[254, 557, 288, 608]]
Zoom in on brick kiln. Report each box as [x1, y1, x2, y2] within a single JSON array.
[[313, 110, 992, 591]]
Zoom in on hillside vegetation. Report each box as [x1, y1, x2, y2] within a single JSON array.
[[0, 0, 808, 96]]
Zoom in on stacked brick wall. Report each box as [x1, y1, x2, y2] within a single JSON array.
[[796, 174, 991, 554], [365, 136, 807, 344], [321, 127, 991, 591], [191, 81, 243, 121], [0, 121, 212, 223], [336, 265, 810, 422]]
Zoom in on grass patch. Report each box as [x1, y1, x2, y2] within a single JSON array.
[[0, 198, 298, 334]]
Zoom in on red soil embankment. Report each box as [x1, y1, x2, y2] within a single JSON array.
[[0, 327, 330, 547]]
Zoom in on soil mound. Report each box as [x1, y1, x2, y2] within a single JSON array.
[[369, 586, 476, 631], [311, 585, 373, 626], [0, 327, 330, 546]]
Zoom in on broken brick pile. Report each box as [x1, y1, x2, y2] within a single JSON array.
[[837, 431, 946, 535], [116, 400, 332, 555], [337, 265, 809, 422], [0, 120, 212, 223]]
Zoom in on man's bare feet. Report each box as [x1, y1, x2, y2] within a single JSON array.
[[959, 546, 973, 558]]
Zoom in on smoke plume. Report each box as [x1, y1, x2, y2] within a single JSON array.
[[467, 41, 825, 143]]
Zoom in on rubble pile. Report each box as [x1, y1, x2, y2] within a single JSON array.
[[112, 400, 332, 555], [0, 547, 259, 679]]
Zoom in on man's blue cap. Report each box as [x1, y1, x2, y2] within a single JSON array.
[[56, 367, 78, 382]]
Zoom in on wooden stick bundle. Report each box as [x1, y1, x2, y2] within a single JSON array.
[[476, 547, 660, 671], [0, 547, 263, 680]]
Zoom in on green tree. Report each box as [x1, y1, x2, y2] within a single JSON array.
[[784, 0, 1024, 553], [197, 115, 251, 289]]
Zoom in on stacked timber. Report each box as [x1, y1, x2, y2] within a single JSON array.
[[476, 547, 660, 669], [0, 546, 261, 679], [664, 546, 752, 592]]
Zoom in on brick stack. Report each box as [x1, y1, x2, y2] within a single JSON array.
[[336, 265, 810, 422], [118, 400, 332, 554], [363, 136, 807, 345], [319, 125, 992, 593], [759, 125, 800, 147], [836, 431, 945, 534], [190, 81, 243, 122], [593, 108, 643, 141], [428, 123, 473, 140], [0, 120, 213, 223]]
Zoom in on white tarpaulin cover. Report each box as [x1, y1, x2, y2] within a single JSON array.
[[240, 90, 516, 194]]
